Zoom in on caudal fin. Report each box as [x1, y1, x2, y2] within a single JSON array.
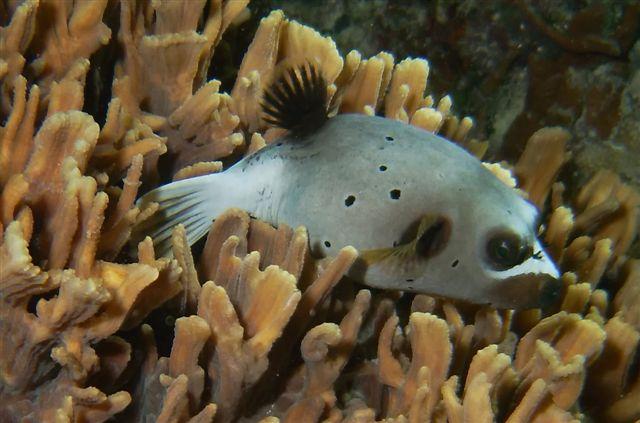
[[135, 175, 217, 257]]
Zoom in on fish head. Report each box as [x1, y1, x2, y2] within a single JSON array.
[[352, 173, 561, 310], [461, 189, 562, 309]]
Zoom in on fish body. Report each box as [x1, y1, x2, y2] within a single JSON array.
[[139, 112, 560, 310]]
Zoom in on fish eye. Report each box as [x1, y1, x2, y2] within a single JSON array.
[[486, 233, 532, 270]]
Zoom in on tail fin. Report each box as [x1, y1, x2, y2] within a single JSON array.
[[135, 175, 217, 257]]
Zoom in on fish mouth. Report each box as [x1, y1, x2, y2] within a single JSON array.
[[487, 273, 564, 310], [538, 276, 565, 310]]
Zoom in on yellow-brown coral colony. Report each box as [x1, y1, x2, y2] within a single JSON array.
[[1, 1, 639, 422]]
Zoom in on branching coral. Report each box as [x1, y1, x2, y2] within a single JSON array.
[[0, 219, 181, 421], [1, 1, 639, 422], [115, 0, 248, 175]]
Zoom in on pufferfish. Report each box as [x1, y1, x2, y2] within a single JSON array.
[[137, 64, 561, 310]]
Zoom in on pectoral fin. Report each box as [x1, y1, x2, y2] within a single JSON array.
[[414, 214, 451, 258], [361, 214, 451, 266]]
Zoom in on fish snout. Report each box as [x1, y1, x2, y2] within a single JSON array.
[[538, 275, 565, 311], [484, 236, 563, 309], [534, 249, 564, 310], [486, 271, 563, 310]]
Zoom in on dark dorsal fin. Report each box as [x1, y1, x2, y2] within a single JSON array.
[[261, 63, 329, 136]]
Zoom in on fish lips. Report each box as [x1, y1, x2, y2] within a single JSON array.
[[485, 272, 565, 310]]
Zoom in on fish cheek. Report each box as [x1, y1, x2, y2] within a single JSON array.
[[351, 214, 452, 289]]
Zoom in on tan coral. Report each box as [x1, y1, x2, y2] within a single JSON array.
[[28, 0, 110, 93], [168, 224, 202, 315], [124, 319, 215, 422], [4, 15, 167, 266], [574, 170, 640, 259], [114, 0, 248, 174], [191, 208, 358, 421], [93, 94, 167, 185], [584, 315, 640, 422], [3, 110, 102, 269], [281, 290, 371, 419], [1, 106, 152, 271], [173, 161, 223, 181], [0, 219, 181, 421], [545, 206, 574, 262], [514, 127, 570, 209], [132, 207, 357, 421], [441, 333, 583, 422], [0, 76, 39, 185], [46, 59, 91, 117], [97, 154, 146, 260], [118, 0, 205, 116], [0, 0, 37, 80], [613, 260, 640, 329], [381, 58, 475, 148], [230, 10, 471, 148], [167, 80, 243, 171], [514, 312, 606, 409], [340, 52, 394, 116], [558, 273, 593, 314], [378, 312, 452, 421], [384, 59, 430, 123], [196, 269, 299, 421]]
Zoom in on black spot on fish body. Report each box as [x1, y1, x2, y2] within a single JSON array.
[[379, 165, 387, 171], [345, 195, 356, 207], [324, 240, 332, 248], [451, 259, 459, 268], [390, 189, 401, 200]]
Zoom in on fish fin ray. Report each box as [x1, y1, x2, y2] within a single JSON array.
[[261, 62, 329, 136], [135, 176, 217, 257]]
